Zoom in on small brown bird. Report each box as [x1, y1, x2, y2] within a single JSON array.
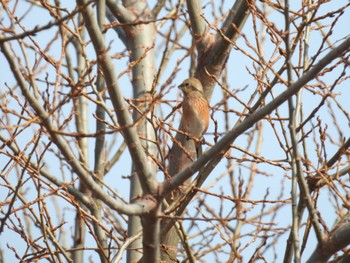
[[179, 78, 210, 157]]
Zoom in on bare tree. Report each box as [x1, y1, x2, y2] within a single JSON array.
[[1, 1, 350, 262]]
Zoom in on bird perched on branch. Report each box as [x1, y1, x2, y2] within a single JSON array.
[[178, 78, 209, 157]]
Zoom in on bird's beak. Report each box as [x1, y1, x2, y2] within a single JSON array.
[[178, 84, 184, 90]]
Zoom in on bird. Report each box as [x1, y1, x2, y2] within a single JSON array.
[[178, 78, 209, 157]]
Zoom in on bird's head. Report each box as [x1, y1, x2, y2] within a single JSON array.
[[178, 78, 204, 95]]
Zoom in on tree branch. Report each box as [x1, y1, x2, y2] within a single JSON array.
[[76, 0, 158, 194], [0, 42, 154, 215], [162, 36, 350, 194], [186, 0, 208, 49], [196, 0, 251, 99], [307, 216, 350, 263], [105, 0, 134, 23]]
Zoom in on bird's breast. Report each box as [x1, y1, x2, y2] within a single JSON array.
[[182, 97, 209, 138]]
